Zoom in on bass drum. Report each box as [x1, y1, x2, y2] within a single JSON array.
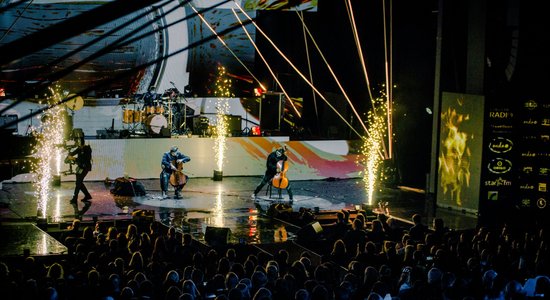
[[145, 114, 168, 135]]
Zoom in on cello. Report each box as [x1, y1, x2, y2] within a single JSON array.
[[272, 160, 290, 189], [169, 159, 187, 187]]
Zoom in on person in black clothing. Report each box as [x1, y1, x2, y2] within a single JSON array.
[[67, 136, 92, 204], [160, 146, 191, 199], [252, 145, 293, 201]]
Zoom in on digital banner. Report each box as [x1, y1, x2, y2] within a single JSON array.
[[437, 92, 484, 214]]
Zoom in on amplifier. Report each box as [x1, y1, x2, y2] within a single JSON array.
[[192, 116, 210, 136], [0, 114, 18, 132], [260, 93, 284, 131], [225, 115, 242, 136]]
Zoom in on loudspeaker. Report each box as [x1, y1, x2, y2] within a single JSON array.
[[260, 93, 284, 131], [205, 226, 231, 246], [160, 127, 171, 137], [193, 116, 209, 136], [296, 221, 323, 242], [225, 115, 242, 136], [0, 115, 18, 132]]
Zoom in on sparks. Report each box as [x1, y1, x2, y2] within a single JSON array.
[[357, 94, 389, 205], [213, 65, 233, 172], [32, 85, 66, 219]]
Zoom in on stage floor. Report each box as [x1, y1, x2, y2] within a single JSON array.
[[0, 176, 478, 248]]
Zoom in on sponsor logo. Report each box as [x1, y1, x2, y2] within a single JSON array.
[[521, 151, 536, 158], [524, 99, 538, 110], [519, 184, 534, 190], [540, 168, 549, 176], [488, 137, 513, 153], [484, 177, 512, 187], [521, 198, 531, 207], [539, 183, 547, 192], [489, 111, 513, 118], [542, 135, 550, 142], [490, 124, 513, 129], [522, 119, 537, 125], [542, 119, 550, 126], [488, 158, 512, 174], [523, 166, 533, 174], [537, 198, 547, 209], [488, 191, 498, 201]]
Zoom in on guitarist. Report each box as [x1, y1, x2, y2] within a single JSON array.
[[252, 145, 293, 202], [160, 146, 190, 199]]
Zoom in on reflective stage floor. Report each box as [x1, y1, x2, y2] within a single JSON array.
[[0, 176, 478, 256]]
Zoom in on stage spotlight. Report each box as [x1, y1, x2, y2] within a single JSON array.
[[251, 126, 261, 136], [253, 87, 266, 97]]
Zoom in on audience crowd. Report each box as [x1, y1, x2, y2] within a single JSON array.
[[0, 211, 548, 300]]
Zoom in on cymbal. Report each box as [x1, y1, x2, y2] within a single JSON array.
[[118, 97, 135, 104], [64, 94, 84, 111]]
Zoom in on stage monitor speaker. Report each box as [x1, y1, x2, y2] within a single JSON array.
[[0, 115, 18, 133], [193, 116, 209, 136], [260, 93, 284, 131], [160, 127, 171, 137], [296, 221, 323, 243], [205, 226, 231, 247], [225, 115, 242, 136]]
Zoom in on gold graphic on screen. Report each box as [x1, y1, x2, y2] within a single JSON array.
[[439, 106, 471, 206]]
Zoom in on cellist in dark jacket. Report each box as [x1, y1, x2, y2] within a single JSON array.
[[252, 145, 293, 202], [160, 146, 190, 199]]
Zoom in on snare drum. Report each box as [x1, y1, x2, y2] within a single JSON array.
[[122, 109, 134, 123], [145, 114, 168, 135]]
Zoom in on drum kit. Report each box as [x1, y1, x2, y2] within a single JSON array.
[[121, 87, 194, 137]]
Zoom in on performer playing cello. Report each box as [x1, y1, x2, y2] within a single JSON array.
[[160, 146, 190, 199], [252, 145, 293, 202]]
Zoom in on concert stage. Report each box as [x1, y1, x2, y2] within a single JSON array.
[[0, 174, 478, 258], [0, 128, 478, 257]]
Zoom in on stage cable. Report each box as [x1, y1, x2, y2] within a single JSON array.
[[300, 10, 319, 131], [0, 12, 256, 131], [232, 1, 375, 145], [0, 0, 29, 15], [382, 0, 393, 160], [1, 0, 176, 99], [345, 0, 390, 159], [231, 8, 301, 118], [0, 0, 230, 116], [187, 3, 262, 90], [0, 0, 35, 43], [345, 0, 376, 111], [44, 0, 176, 74], [0, 0, 165, 67], [293, 9, 376, 142]]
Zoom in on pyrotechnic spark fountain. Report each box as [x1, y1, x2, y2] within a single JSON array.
[[32, 86, 66, 219], [358, 95, 389, 205], [213, 65, 233, 179]]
